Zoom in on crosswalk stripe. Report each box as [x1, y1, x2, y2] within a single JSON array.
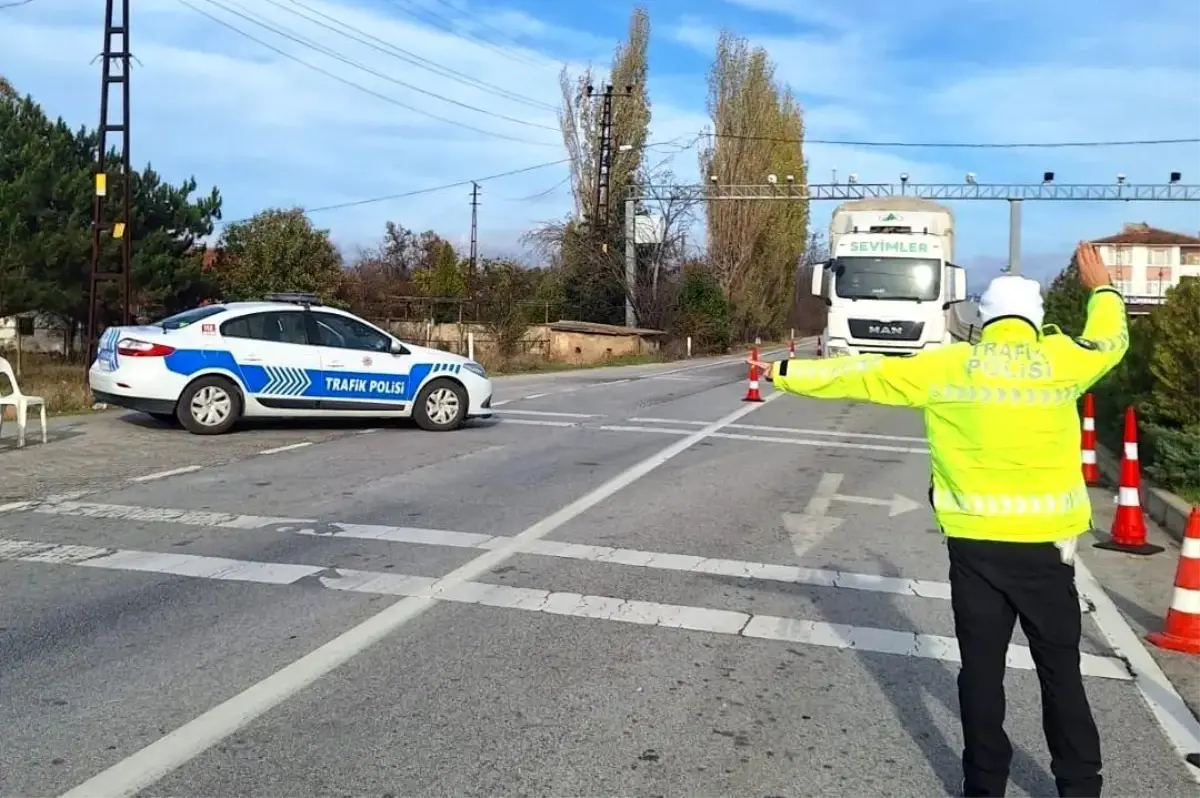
[[0, 537, 1131, 680], [9, 500, 1099, 613]]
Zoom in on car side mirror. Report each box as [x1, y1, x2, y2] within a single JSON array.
[[389, 340, 408, 356]]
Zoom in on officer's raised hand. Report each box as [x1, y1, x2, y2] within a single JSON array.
[[1075, 241, 1111, 290]]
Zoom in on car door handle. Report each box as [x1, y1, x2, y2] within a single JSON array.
[[326, 360, 345, 368], [244, 354, 262, 362]]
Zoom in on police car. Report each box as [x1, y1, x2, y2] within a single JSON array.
[[88, 293, 494, 435]]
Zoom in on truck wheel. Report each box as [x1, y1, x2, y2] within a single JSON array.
[[413, 378, 467, 431], [177, 376, 242, 435]]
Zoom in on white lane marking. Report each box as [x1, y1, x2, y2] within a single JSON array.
[[523, 392, 549, 399], [356, 428, 380, 435], [257, 442, 314, 455], [59, 392, 785, 798], [496, 409, 601, 419], [599, 425, 929, 454], [0, 539, 324, 583], [496, 418, 579, 428], [491, 399, 511, 406], [20, 500, 1095, 614], [0, 501, 35, 513], [0, 538, 1128, 682], [28, 501, 312, 529], [630, 417, 927, 443], [129, 465, 205, 483], [1074, 558, 1200, 782]]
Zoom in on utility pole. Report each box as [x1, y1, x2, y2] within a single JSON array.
[[469, 181, 480, 277], [584, 84, 633, 235], [86, 0, 133, 372]]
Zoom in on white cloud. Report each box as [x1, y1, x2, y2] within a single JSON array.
[[2, 0, 1196, 269]]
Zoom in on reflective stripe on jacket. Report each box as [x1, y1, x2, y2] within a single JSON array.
[[769, 288, 1128, 543]]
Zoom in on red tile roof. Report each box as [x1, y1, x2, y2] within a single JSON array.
[[1091, 223, 1200, 246]]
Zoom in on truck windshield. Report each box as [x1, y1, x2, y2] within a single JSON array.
[[833, 256, 941, 302]]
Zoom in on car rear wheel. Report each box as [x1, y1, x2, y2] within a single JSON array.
[[413, 378, 467, 431], [177, 376, 242, 435]]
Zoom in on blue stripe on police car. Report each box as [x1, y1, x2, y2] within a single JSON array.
[[163, 349, 441, 403]]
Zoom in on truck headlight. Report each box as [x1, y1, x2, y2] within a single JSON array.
[[462, 362, 487, 378]]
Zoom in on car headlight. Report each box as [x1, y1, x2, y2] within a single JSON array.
[[462, 362, 487, 378]]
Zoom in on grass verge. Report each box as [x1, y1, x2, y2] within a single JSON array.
[[0, 354, 93, 418]]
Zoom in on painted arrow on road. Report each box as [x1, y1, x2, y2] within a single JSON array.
[[830, 491, 922, 517], [782, 512, 844, 558]]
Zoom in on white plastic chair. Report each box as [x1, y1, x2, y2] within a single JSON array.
[[0, 356, 47, 448]]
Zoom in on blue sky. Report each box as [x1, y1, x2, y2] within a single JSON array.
[[3, 0, 1199, 286]]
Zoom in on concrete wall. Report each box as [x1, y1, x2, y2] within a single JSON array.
[[377, 320, 660, 364]]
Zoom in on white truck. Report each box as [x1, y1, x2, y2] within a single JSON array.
[[810, 197, 969, 357]]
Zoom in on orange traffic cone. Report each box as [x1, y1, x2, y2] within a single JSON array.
[[1147, 507, 1200, 655], [1093, 406, 1164, 556], [1081, 393, 1099, 485], [743, 346, 764, 402]]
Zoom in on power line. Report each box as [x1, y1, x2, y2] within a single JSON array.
[[380, 0, 544, 69], [219, 135, 696, 223], [179, 0, 558, 147], [701, 131, 1200, 148], [194, 0, 560, 136], [221, 157, 572, 224], [275, 0, 558, 113]]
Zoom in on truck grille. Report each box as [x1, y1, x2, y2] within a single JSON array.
[[847, 318, 925, 341]]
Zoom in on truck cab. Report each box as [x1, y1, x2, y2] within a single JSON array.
[[810, 202, 968, 357]]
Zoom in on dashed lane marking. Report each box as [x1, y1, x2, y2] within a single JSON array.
[[494, 409, 602, 419], [0, 537, 1129, 681], [130, 465, 205, 483], [256, 442, 314, 455]]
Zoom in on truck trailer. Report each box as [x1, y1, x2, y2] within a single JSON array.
[[810, 197, 968, 356]]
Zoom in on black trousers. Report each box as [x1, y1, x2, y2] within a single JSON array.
[[948, 537, 1103, 798]]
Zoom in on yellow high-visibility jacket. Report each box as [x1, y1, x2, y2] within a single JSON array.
[[769, 288, 1129, 543]]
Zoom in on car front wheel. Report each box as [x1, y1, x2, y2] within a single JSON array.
[[413, 378, 467, 431], [177, 376, 242, 435]]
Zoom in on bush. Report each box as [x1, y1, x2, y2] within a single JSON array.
[[673, 262, 731, 354], [1143, 423, 1200, 494], [1086, 280, 1199, 499]]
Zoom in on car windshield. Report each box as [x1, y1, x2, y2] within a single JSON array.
[[155, 305, 227, 330], [833, 256, 941, 302]]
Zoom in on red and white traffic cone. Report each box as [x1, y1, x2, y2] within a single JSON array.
[[1081, 393, 1099, 485], [742, 346, 764, 402], [1147, 507, 1200, 655], [788, 336, 796, 357], [1093, 406, 1164, 556]]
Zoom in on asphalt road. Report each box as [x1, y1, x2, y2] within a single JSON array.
[[2, 345, 1198, 798]]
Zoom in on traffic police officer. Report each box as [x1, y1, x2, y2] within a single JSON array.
[[751, 241, 1125, 797]]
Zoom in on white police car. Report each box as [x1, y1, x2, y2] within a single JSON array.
[[88, 293, 494, 435]]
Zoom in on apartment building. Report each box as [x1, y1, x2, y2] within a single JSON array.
[[1091, 222, 1200, 307]]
